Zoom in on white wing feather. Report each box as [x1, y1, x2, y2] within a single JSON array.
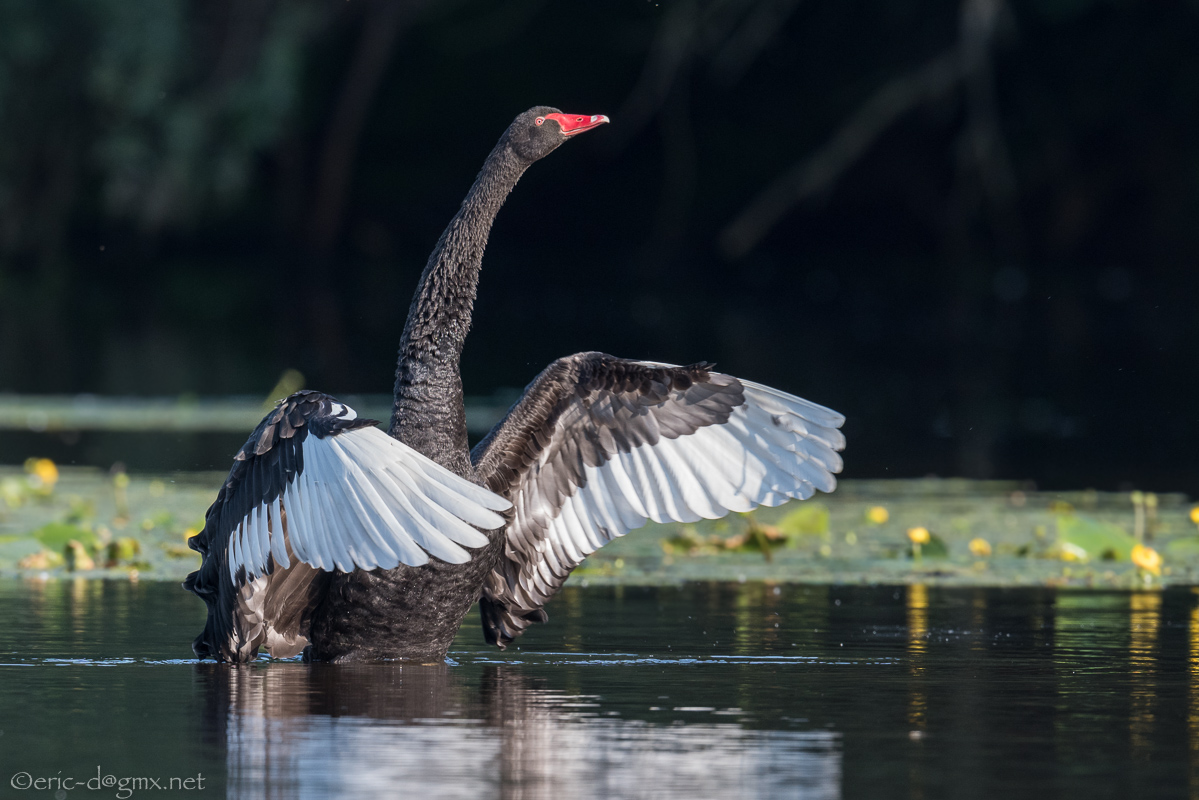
[[227, 426, 511, 583], [506, 377, 844, 608]]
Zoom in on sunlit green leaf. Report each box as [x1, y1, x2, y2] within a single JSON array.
[[777, 504, 830, 537], [908, 533, 949, 559], [1056, 515, 1135, 561], [31, 522, 99, 551]]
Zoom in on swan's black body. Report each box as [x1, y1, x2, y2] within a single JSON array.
[[303, 108, 576, 662], [187, 107, 604, 662], [185, 106, 846, 664]]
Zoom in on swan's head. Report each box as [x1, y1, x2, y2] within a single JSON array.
[[507, 106, 609, 162]]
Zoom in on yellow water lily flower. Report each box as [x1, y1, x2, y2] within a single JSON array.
[[968, 537, 992, 557], [24, 458, 59, 493], [907, 527, 930, 544], [866, 506, 889, 524], [33, 458, 58, 486], [1131, 544, 1162, 576]]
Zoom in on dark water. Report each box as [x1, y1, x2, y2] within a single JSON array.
[[0, 579, 1194, 799]]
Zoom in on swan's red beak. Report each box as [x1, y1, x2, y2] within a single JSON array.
[[545, 113, 610, 136]]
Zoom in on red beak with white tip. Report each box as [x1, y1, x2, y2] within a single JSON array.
[[542, 113, 610, 136]]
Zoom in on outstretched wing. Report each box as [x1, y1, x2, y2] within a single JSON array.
[[185, 390, 511, 662], [470, 353, 845, 648]]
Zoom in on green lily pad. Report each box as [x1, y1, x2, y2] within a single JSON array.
[[31, 522, 99, 551], [909, 533, 950, 558], [1166, 537, 1199, 557], [1056, 515, 1135, 561], [777, 503, 830, 536]]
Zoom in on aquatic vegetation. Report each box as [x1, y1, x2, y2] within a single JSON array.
[[64, 540, 96, 571], [1054, 515, 1136, 562], [1130, 544, 1161, 576], [1, 459, 61, 508], [906, 527, 948, 559], [1167, 536, 1199, 557], [722, 514, 790, 561], [112, 469, 131, 522], [140, 511, 175, 532], [663, 513, 792, 561], [63, 498, 96, 525], [866, 506, 889, 524], [32, 522, 99, 551], [17, 550, 64, 570], [2, 469, 1197, 588], [662, 526, 709, 555], [106, 537, 141, 566], [0, 477, 25, 508], [24, 458, 59, 495], [0, 466, 206, 577], [1056, 542, 1088, 562], [776, 504, 830, 536], [968, 538, 992, 557]]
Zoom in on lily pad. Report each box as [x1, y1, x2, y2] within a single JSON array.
[[32, 522, 99, 551], [777, 503, 830, 537], [908, 533, 950, 559], [1166, 537, 1199, 557], [1055, 515, 1135, 561]]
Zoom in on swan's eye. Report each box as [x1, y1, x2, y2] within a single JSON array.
[[535, 117, 544, 126]]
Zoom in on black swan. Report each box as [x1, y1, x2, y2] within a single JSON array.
[[185, 107, 846, 663]]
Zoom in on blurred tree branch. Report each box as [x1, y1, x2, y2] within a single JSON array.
[[612, 0, 804, 267], [307, 0, 432, 255], [718, 53, 960, 258], [612, 0, 793, 150], [709, 0, 803, 86], [719, 0, 1013, 258]]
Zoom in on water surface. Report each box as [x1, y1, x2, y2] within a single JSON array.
[[0, 580, 1193, 798]]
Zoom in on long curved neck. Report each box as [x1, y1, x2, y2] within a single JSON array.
[[389, 138, 527, 477]]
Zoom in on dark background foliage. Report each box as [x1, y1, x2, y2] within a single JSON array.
[[0, 0, 1195, 489]]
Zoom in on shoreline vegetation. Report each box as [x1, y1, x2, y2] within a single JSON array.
[[1, 463, 1194, 590]]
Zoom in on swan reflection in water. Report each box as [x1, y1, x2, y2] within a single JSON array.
[[198, 662, 840, 799]]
